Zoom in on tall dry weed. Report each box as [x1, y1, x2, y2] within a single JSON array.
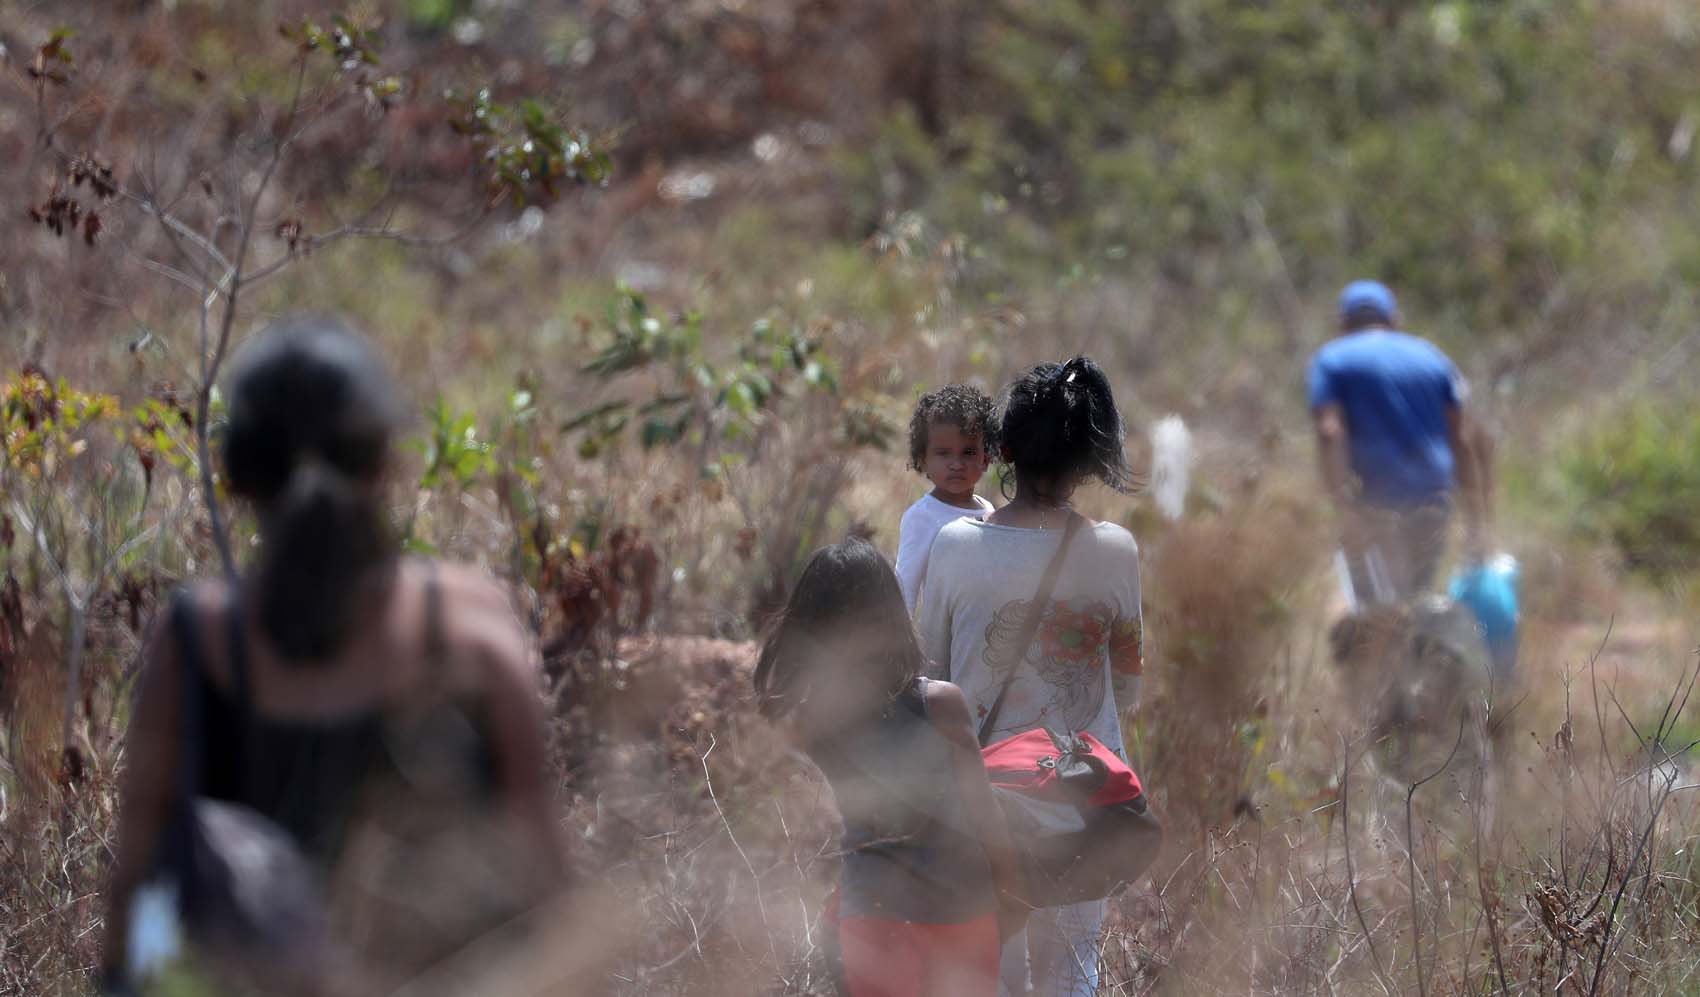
[[1, 626, 117, 995], [1140, 489, 1326, 831]]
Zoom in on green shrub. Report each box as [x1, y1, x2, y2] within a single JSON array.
[[841, 0, 1700, 346], [1563, 404, 1700, 579]]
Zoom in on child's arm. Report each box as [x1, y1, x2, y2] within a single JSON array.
[[894, 507, 928, 614], [923, 679, 1029, 938], [916, 565, 951, 681]]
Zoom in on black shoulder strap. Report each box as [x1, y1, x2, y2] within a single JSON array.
[[976, 514, 1083, 746], [168, 592, 207, 803], [171, 588, 252, 792], [225, 589, 253, 733], [152, 592, 208, 894]]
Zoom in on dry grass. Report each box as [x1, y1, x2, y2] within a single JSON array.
[[7, 434, 1700, 995], [473, 497, 1700, 996], [3, 7, 1699, 990]]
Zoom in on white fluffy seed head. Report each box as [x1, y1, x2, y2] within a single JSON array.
[[1150, 414, 1194, 522]]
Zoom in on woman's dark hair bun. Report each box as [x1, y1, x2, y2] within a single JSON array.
[[997, 354, 1133, 494], [223, 317, 401, 502], [221, 316, 404, 661]]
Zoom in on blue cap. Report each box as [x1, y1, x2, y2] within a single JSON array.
[[1338, 280, 1397, 324]]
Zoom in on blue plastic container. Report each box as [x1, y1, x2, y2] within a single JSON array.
[[1448, 554, 1520, 681]]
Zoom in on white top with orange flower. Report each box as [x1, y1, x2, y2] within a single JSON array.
[[917, 518, 1143, 755]]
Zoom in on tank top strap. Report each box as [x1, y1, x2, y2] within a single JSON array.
[[222, 587, 255, 785], [422, 562, 448, 686], [225, 586, 253, 718], [167, 586, 252, 796], [167, 591, 207, 802], [166, 586, 251, 715], [912, 676, 932, 720]]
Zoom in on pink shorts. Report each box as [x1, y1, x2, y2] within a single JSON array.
[[826, 891, 999, 997]]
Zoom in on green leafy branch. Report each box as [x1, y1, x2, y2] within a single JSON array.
[[448, 90, 613, 206], [565, 289, 842, 462], [418, 399, 497, 491]]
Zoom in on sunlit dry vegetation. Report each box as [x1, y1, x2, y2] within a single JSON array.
[[5, 1, 1700, 993]]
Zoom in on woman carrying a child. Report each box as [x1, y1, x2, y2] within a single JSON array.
[[754, 539, 1027, 997], [918, 356, 1147, 997]]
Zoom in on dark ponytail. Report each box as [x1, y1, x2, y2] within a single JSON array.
[[221, 316, 402, 662], [997, 355, 1133, 494]]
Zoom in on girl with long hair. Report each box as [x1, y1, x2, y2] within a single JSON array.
[[755, 538, 1023, 997]]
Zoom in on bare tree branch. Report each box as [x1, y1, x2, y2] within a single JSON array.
[[240, 211, 494, 288], [136, 257, 205, 296], [191, 52, 312, 580]]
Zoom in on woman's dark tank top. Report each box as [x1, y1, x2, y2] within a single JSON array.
[[809, 677, 996, 923], [178, 574, 498, 868]]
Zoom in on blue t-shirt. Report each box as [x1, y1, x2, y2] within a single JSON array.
[[1307, 330, 1464, 507]]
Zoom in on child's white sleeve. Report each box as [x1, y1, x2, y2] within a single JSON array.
[[916, 533, 953, 681], [894, 506, 929, 615], [1109, 539, 1145, 714]]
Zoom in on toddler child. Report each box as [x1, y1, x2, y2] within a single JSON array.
[[895, 384, 996, 614]]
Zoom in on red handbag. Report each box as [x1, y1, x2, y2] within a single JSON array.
[[975, 516, 1161, 907], [983, 727, 1142, 809], [982, 725, 1156, 907]]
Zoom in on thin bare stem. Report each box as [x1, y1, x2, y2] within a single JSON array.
[[136, 257, 205, 295], [240, 211, 493, 288], [699, 733, 779, 969], [1588, 617, 1616, 776], [1588, 766, 1676, 997], [192, 52, 310, 580], [1406, 714, 1467, 997], [1338, 736, 1395, 996]]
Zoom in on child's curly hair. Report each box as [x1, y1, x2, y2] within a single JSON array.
[[907, 383, 996, 473]]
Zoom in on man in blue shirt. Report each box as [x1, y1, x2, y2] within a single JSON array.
[[1309, 280, 1491, 604]]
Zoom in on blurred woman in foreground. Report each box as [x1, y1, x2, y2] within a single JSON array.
[[101, 317, 563, 994], [754, 538, 1025, 997]]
